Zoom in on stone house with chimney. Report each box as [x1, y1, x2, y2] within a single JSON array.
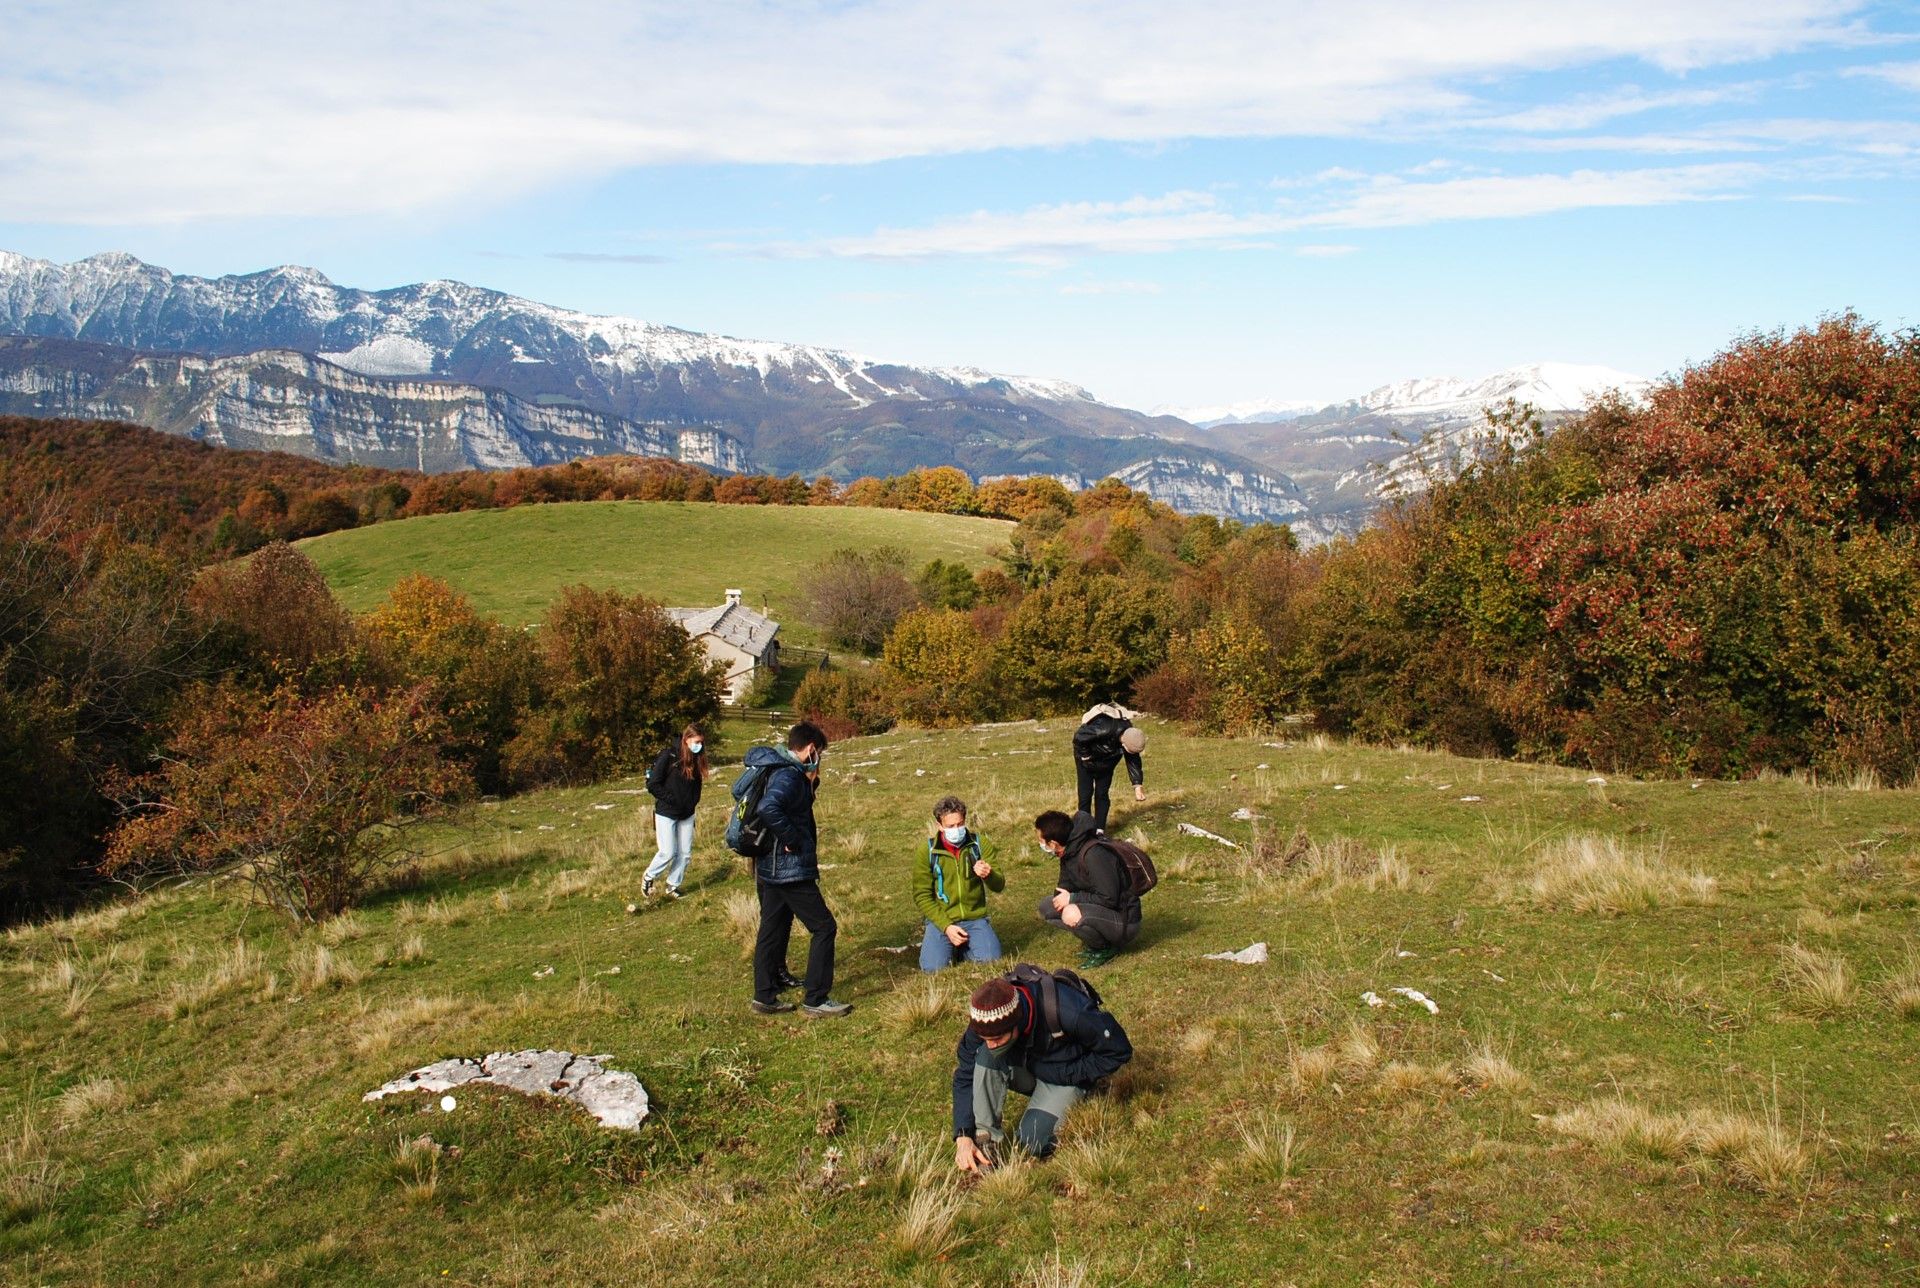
[[665, 589, 781, 703]]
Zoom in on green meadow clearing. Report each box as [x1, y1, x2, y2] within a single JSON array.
[[5, 720, 1918, 1285], [300, 502, 1014, 645]]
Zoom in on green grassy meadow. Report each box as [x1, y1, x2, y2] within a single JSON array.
[[5, 723, 1919, 1285], [300, 502, 1014, 644]]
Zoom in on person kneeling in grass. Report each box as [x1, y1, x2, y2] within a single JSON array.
[[914, 795, 1005, 972], [1034, 809, 1141, 969], [951, 970, 1132, 1171]]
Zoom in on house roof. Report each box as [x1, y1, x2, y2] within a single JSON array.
[[666, 600, 780, 658]]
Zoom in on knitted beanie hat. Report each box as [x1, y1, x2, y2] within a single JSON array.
[[1120, 727, 1146, 754], [968, 978, 1021, 1040]]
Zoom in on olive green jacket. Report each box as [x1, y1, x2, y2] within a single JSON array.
[[911, 832, 1004, 929]]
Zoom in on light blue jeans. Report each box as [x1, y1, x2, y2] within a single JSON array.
[[920, 917, 1003, 972], [643, 814, 694, 890]]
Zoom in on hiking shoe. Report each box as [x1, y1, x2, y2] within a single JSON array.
[[801, 998, 853, 1018], [665, 886, 684, 900], [776, 967, 804, 990], [1077, 947, 1119, 969], [749, 998, 796, 1015], [642, 877, 656, 898]]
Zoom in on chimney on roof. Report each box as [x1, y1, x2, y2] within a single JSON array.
[[725, 588, 742, 607]]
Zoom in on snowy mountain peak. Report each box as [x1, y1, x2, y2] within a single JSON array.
[[1348, 362, 1650, 416], [1155, 397, 1322, 428]]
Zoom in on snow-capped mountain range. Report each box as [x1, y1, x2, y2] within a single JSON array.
[[0, 250, 1651, 540]]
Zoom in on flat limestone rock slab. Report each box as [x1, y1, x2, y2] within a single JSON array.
[[365, 1049, 649, 1131]]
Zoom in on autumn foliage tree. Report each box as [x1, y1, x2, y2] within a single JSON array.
[[105, 683, 467, 921], [800, 547, 922, 654], [520, 586, 725, 782]]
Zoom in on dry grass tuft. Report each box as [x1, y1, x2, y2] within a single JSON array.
[[0, 1114, 68, 1224], [721, 890, 760, 950], [133, 1143, 232, 1224], [292, 943, 364, 993], [54, 1077, 128, 1126], [1460, 1040, 1531, 1094], [1334, 1023, 1381, 1074], [1233, 1112, 1299, 1180], [544, 867, 597, 903], [883, 979, 951, 1032], [162, 940, 269, 1020], [398, 934, 427, 963], [973, 1154, 1038, 1204], [840, 830, 869, 860], [1018, 1250, 1093, 1288], [890, 1182, 965, 1261], [1179, 1023, 1221, 1060], [1883, 949, 1920, 1020], [1054, 1136, 1128, 1197], [1778, 942, 1854, 1016], [353, 995, 465, 1057], [319, 912, 367, 945], [1243, 827, 1415, 897], [392, 1134, 443, 1204], [1288, 1043, 1341, 1093], [1376, 1060, 1457, 1099], [1547, 1097, 1813, 1194], [1526, 835, 1717, 914]]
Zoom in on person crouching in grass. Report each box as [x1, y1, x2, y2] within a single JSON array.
[[914, 795, 1005, 972]]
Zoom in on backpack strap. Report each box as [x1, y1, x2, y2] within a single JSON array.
[[927, 837, 946, 905]]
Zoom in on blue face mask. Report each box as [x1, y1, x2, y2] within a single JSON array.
[[687, 741, 704, 756], [942, 824, 968, 846]]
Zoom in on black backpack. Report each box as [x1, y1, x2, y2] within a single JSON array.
[[724, 764, 776, 858], [1095, 836, 1158, 897], [1004, 962, 1103, 1039]]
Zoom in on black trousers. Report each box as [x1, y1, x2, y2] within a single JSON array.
[[1075, 762, 1115, 833], [754, 878, 836, 1006]]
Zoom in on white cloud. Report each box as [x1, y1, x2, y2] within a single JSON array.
[[0, 0, 1870, 223], [1846, 61, 1920, 90], [1295, 244, 1360, 256], [1059, 280, 1165, 295], [783, 163, 1765, 259], [1472, 84, 1763, 132]]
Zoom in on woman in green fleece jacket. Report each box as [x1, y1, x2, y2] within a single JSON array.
[[915, 795, 1006, 972]]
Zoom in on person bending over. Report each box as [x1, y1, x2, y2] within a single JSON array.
[[1071, 704, 1146, 833]]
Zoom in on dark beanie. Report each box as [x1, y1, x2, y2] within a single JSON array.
[[968, 978, 1021, 1040]]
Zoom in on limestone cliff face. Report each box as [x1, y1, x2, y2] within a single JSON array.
[[0, 336, 750, 474]]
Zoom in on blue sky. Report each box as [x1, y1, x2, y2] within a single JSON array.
[[2, 0, 1917, 411]]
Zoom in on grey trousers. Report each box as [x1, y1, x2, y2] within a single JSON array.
[[1036, 893, 1141, 951], [972, 1041, 1085, 1158]]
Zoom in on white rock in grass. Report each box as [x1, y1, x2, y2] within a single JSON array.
[[366, 1050, 650, 1132], [1391, 987, 1439, 1015], [1204, 942, 1269, 965], [1230, 807, 1265, 821], [1458, 795, 1482, 803], [1585, 776, 1608, 786], [1361, 991, 1387, 1008], [1176, 822, 1240, 849]]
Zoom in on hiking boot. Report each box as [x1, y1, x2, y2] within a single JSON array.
[[749, 998, 796, 1015], [1077, 946, 1119, 969], [801, 998, 853, 1018], [776, 967, 804, 991], [642, 877, 656, 899]]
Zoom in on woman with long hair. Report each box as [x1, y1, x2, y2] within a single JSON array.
[[642, 724, 709, 899]]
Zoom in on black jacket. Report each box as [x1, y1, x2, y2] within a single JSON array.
[[1073, 713, 1143, 785], [645, 747, 703, 820], [1057, 810, 1134, 910], [745, 745, 819, 883], [951, 984, 1133, 1136]]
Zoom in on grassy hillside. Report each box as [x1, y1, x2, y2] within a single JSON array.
[[302, 501, 1014, 641], [5, 725, 1919, 1284]]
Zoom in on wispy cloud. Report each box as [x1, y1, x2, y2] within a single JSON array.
[[1059, 280, 1164, 295], [544, 251, 670, 264], [0, 0, 1874, 223], [779, 163, 1766, 260], [1845, 60, 1920, 90], [1295, 244, 1360, 257]]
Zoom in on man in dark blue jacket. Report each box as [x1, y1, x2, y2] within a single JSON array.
[[951, 972, 1132, 1169], [746, 722, 852, 1018]]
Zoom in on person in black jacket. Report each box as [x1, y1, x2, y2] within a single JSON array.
[[1034, 809, 1140, 968], [951, 973, 1132, 1169], [1072, 704, 1145, 833], [746, 721, 852, 1018], [641, 724, 708, 900]]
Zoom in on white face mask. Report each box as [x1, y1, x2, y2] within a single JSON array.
[[687, 741, 704, 756], [942, 824, 968, 846]]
